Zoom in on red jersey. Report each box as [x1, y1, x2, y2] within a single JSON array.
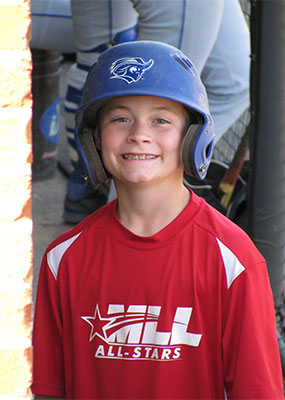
[[31, 191, 284, 399]]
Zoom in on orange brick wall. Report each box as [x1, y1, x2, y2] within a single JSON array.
[[0, 0, 33, 398]]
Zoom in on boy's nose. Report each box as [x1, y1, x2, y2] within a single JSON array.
[[127, 122, 152, 143]]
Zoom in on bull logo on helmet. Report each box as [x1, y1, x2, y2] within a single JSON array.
[[109, 57, 154, 84]]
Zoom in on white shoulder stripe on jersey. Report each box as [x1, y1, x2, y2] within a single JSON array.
[[47, 232, 82, 280], [216, 238, 245, 289]]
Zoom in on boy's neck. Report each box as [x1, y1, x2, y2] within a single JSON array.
[[115, 181, 190, 237]]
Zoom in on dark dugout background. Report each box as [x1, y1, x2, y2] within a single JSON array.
[[248, 0, 285, 371]]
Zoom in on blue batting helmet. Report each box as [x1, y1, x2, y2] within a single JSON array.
[[75, 40, 215, 188]]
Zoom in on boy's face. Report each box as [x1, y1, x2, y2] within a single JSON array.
[[95, 95, 188, 187]]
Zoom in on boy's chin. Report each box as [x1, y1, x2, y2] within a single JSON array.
[[123, 175, 155, 185], [112, 172, 157, 186]]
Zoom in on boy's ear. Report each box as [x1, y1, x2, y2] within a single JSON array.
[[93, 128, 101, 150]]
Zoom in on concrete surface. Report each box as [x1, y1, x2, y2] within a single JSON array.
[[32, 169, 71, 299]]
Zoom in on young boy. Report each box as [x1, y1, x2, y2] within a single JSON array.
[[31, 41, 284, 399]]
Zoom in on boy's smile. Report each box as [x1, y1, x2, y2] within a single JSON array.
[[96, 95, 188, 187], [122, 153, 157, 160]]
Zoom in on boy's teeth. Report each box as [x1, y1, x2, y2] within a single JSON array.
[[124, 154, 156, 160]]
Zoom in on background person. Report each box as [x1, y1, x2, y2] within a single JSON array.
[[61, 0, 250, 223]]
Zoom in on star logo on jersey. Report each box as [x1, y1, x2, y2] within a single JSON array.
[[109, 57, 154, 84], [81, 304, 202, 361], [81, 304, 115, 342]]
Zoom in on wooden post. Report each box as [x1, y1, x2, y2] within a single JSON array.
[[0, 0, 33, 397]]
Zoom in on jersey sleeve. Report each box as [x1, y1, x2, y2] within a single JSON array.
[[222, 260, 284, 399], [31, 251, 65, 397]]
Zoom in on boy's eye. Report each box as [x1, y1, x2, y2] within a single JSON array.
[[113, 116, 129, 123], [154, 118, 170, 124]]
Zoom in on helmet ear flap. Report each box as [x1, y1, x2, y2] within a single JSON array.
[[182, 124, 213, 180], [182, 125, 202, 179], [78, 126, 108, 189]]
